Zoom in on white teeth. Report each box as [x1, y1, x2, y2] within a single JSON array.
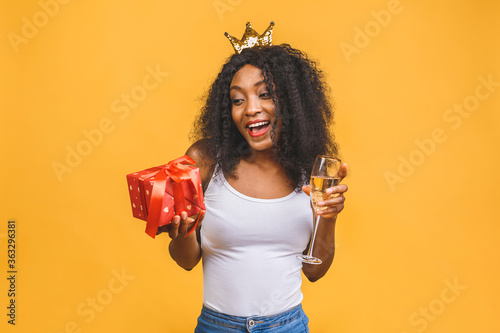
[[248, 121, 269, 128]]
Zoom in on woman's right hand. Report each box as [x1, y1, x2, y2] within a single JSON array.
[[168, 210, 205, 270], [168, 210, 205, 240]]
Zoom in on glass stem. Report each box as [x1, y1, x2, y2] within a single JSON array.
[[307, 210, 321, 258]]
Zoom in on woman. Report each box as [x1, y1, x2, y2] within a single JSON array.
[[168, 44, 348, 332]]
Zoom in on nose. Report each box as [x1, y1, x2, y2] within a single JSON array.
[[244, 95, 262, 116]]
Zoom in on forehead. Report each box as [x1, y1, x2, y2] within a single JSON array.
[[230, 64, 264, 86]]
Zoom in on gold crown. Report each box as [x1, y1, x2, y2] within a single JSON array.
[[224, 21, 274, 54]]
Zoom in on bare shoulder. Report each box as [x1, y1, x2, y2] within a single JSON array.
[[185, 139, 211, 163], [185, 139, 215, 190]]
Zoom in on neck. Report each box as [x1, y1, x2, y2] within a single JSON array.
[[242, 148, 282, 170]]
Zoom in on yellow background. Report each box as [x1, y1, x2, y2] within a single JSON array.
[[1, 0, 499, 332]]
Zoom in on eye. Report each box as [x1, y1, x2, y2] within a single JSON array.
[[259, 92, 270, 99], [232, 98, 244, 105]]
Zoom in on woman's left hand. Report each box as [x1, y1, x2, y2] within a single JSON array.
[[302, 162, 348, 220]]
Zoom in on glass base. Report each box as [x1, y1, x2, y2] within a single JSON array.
[[296, 255, 322, 264]]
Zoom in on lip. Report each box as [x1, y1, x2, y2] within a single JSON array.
[[246, 119, 271, 138], [245, 119, 269, 127]]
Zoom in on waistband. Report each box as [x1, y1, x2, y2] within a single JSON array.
[[200, 304, 304, 331]]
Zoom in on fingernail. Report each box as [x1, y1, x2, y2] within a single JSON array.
[[318, 201, 324, 206]]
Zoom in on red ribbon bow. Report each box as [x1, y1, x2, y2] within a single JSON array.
[[145, 155, 203, 238]]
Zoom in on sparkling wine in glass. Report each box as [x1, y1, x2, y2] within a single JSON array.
[[297, 155, 342, 264]]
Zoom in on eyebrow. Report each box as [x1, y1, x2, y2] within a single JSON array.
[[229, 80, 266, 91]]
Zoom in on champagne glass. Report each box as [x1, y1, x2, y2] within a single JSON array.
[[297, 155, 342, 264]]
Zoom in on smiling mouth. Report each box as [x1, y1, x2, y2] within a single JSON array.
[[246, 121, 271, 137]]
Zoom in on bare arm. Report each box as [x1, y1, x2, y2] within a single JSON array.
[[168, 140, 214, 270]]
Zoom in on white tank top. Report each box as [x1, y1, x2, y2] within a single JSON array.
[[201, 171, 313, 316]]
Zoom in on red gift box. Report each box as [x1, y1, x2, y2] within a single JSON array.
[[126, 155, 205, 238]]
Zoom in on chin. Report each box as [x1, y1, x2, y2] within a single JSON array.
[[247, 140, 276, 153]]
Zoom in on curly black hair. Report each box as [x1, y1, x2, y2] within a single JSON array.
[[191, 43, 339, 189]]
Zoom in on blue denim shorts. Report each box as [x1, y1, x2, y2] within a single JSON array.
[[194, 304, 309, 332]]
